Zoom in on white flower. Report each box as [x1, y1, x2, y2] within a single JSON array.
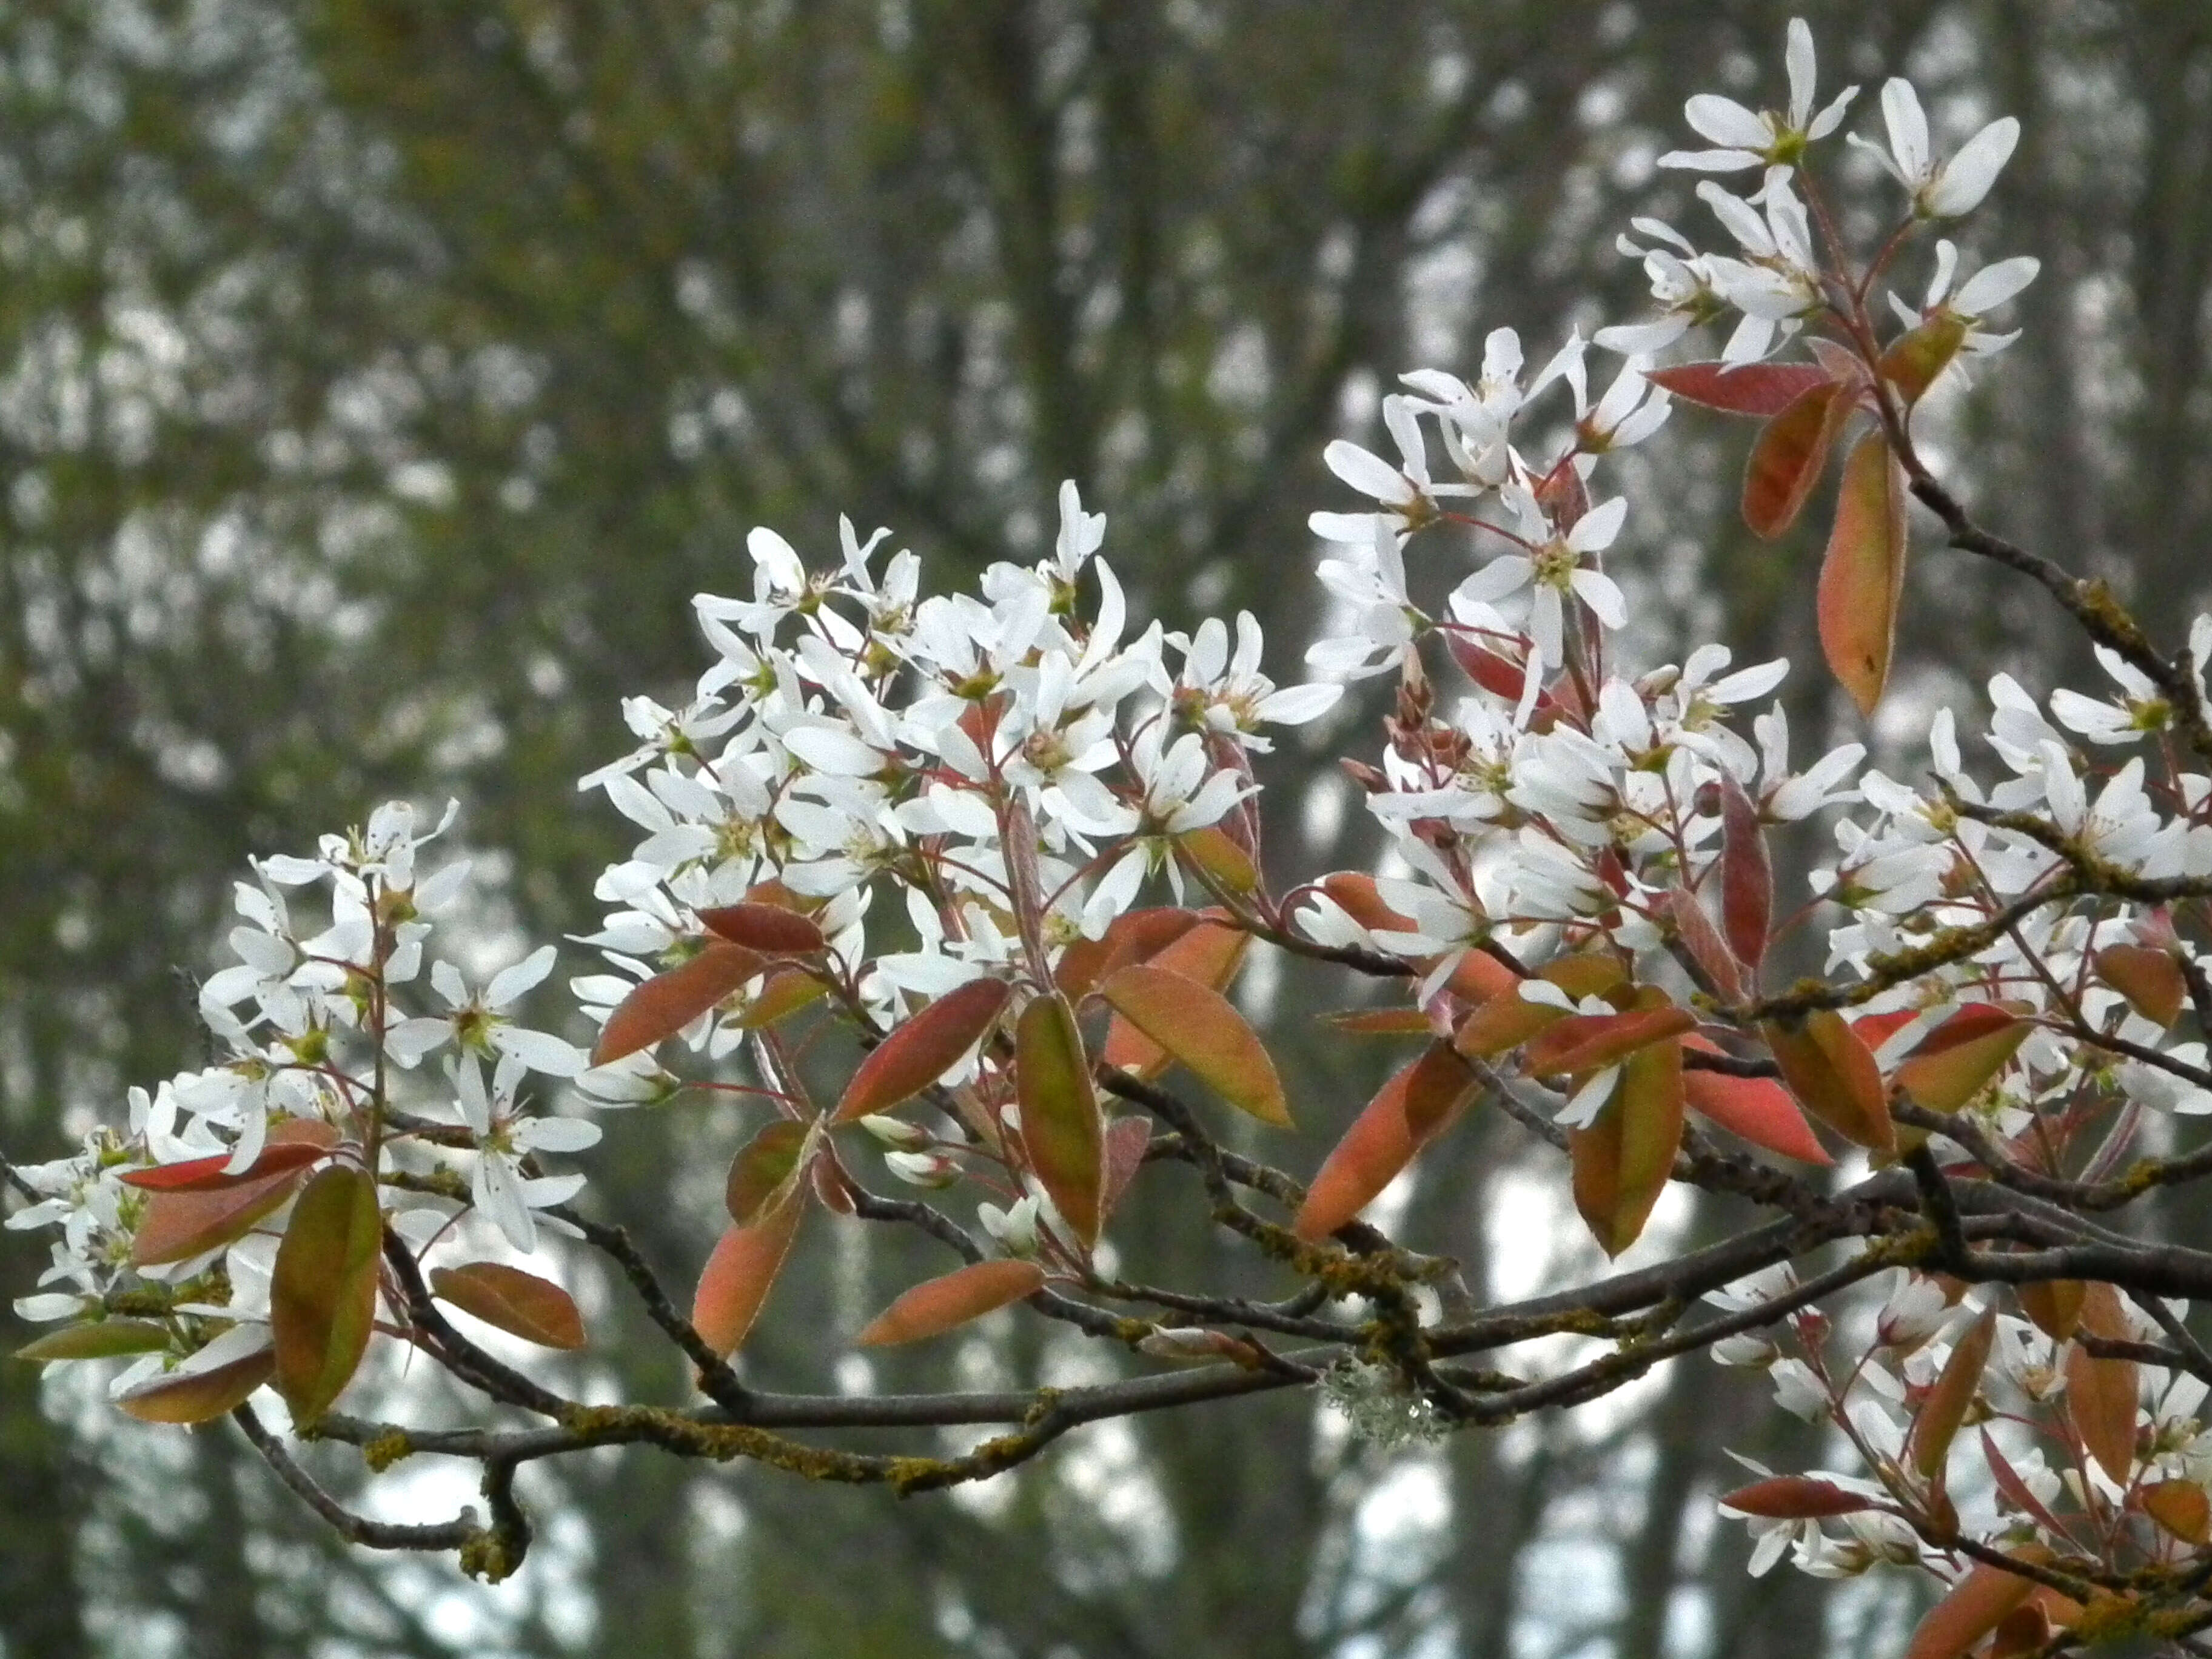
[[1850, 79, 2020, 219], [386, 945, 588, 1077], [1452, 489, 1629, 666], [1659, 18, 1858, 174], [454, 1054, 598, 1252]]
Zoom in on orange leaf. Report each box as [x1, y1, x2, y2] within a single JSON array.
[[1324, 1008, 1438, 1036], [2095, 943, 2187, 1028], [1909, 1305, 1996, 1481], [1054, 907, 1203, 999], [856, 1258, 1047, 1346], [698, 901, 826, 955], [1099, 963, 1289, 1127], [1017, 992, 1105, 1247], [1818, 429, 1909, 716], [2066, 1283, 2139, 1483], [270, 1165, 384, 1425], [1646, 360, 1836, 417], [1719, 1476, 1874, 1519], [1764, 1011, 1894, 1155], [1293, 1043, 1477, 1241], [1905, 1562, 2041, 1659], [1719, 774, 1772, 974], [1681, 1038, 1831, 1164], [1879, 313, 1969, 406], [723, 1119, 817, 1227], [1666, 887, 1744, 1002], [692, 1198, 804, 1356], [1101, 1115, 1151, 1220], [727, 966, 829, 1030], [1743, 377, 1852, 540], [833, 976, 1011, 1122], [1523, 1002, 1695, 1079], [2017, 1279, 2085, 1342], [593, 943, 768, 1065], [2143, 1478, 2212, 1544], [115, 1343, 275, 1426], [1101, 916, 1247, 1078], [1175, 825, 1259, 896], [431, 1261, 587, 1350], [1895, 1006, 2029, 1113], [1569, 1014, 1683, 1256], [119, 1139, 332, 1192], [130, 1119, 338, 1268]]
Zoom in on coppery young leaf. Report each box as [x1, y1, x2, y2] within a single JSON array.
[[1719, 1476, 1874, 1519], [1099, 962, 1289, 1127], [1017, 992, 1105, 1247], [593, 942, 769, 1065], [692, 1197, 805, 1356], [1645, 360, 1835, 417], [1742, 377, 1852, 539], [1764, 1011, 1894, 1155], [2094, 943, 2187, 1028], [1666, 886, 1744, 1002], [1718, 775, 1772, 976], [832, 976, 1011, 1122], [1568, 995, 1684, 1256], [1817, 430, 1909, 716], [1904, 1560, 2041, 1659], [1879, 313, 1969, 406], [1054, 907, 1204, 1000], [1101, 1115, 1152, 1220], [723, 1119, 818, 1227], [119, 1139, 333, 1193], [15, 1320, 173, 1362], [2066, 1283, 2140, 1483], [1293, 1043, 1478, 1241], [697, 901, 827, 956], [1681, 1037, 1831, 1164], [1895, 1006, 2029, 1113], [270, 1165, 384, 1425], [855, 1259, 1047, 1346], [1909, 1305, 1996, 1481], [1100, 917, 1247, 1078], [1523, 1003, 1695, 1081], [2016, 1279, 2085, 1342], [115, 1345, 276, 1426], [2144, 1478, 2212, 1544], [130, 1119, 340, 1268], [431, 1261, 588, 1351]]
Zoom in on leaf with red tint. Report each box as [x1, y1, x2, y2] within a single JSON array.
[[1445, 632, 1542, 705], [1682, 1039, 1831, 1164], [1100, 964, 1289, 1127], [1324, 1008, 1438, 1036], [723, 1119, 818, 1227], [2143, 1478, 2212, 1544], [1742, 377, 1852, 539], [2095, 943, 2187, 1028], [833, 976, 1011, 1122], [692, 1198, 805, 1356], [270, 1165, 383, 1425], [1293, 1043, 1477, 1241], [856, 1259, 1047, 1347], [727, 967, 828, 1030], [1101, 916, 1247, 1079], [1980, 1429, 2073, 1540], [131, 1120, 340, 1267], [1879, 313, 1969, 406], [2016, 1279, 2084, 1342], [1818, 431, 1909, 715], [431, 1262, 587, 1350], [698, 901, 827, 955], [1909, 1305, 1996, 1480], [120, 1139, 332, 1192], [593, 943, 768, 1065], [1764, 1011, 1894, 1155], [1176, 825, 1259, 897], [1719, 1476, 1874, 1519], [1570, 1025, 1684, 1256], [1904, 1561, 2040, 1659], [1666, 887, 1743, 1002], [1646, 360, 1835, 418], [1718, 776, 1772, 976], [1523, 1003, 1694, 1080], [2066, 1283, 2139, 1483], [115, 1344, 276, 1425], [16, 1320, 172, 1362], [1018, 993, 1105, 1247], [1895, 1006, 2029, 1113], [1055, 907, 1203, 1000], [1101, 1116, 1152, 1220]]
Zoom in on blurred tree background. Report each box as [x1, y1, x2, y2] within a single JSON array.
[[2, 1, 2209, 1655]]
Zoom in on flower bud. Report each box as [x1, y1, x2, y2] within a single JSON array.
[[883, 1151, 960, 1188], [977, 1196, 1041, 1258], [859, 1114, 932, 1151]]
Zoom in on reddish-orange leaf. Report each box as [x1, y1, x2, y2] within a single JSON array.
[[270, 1165, 383, 1425], [1909, 1306, 1996, 1481], [1523, 1003, 1695, 1080], [1324, 1008, 1439, 1036], [1101, 1115, 1151, 1220], [1101, 917, 1247, 1078], [2095, 943, 2187, 1028], [1718, 774, 1772, 975], [430, 1262, 587, 1351], [119, 1139, 332, 1192], [1569, 1007, 1684, 1257], [697, 902, 827, 955], [115, 1344, 276, 1425], [1017, 992, 1105, 1247], [2067, 1283, 2139, 1483], [1055, 907, 1203, 1000], [692, 1198, 805, 1356], [1764, 1011, 1894, 1155], [1879, 313, 1969, 407], [130, 1120, 340, 1267], [833, 976, 1011, 1122], [1896, 1007, 2029, 1113], [1293, 1044, 1477, 1241], [856, 1259, 1047, 1347], [1818, 430, 1909, 715], [1681, 1037, 1831, 1164], [1905, 1561, 2040, 1659], [592, 943, 768, 1065], [16, 1320, 173, 1362], [1719, 1476, 1874, 1519], [723, 1119, 817, 1227], [1743, 377, 1852, 540], [2144, 1478, 2212, 1544], [1646, 360, 1835, 417], [1666, 887, 1744, 1002], [1099, 963, 1289, 1127], [728, 967, 829, 1030], [2017, 1279, 2085, 1342]]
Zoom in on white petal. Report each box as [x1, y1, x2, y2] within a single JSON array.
[[1949, 255, 2039, 317], [1880, 79, 1929, 181], [1685, 95, 1773, 152], [486, 944, 558, 1010], [1927, 117, 2019, 218]]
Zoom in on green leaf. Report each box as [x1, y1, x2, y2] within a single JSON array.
[[1099, 962, 1290, 1127], [833, 976, 1011, 1122], [431, 1261, 587, 1350], [1017, 992, 1104, 1247], [1879, 313, 1968, 406], [592, 942, 768, 1065], [15, 1319, 172, 1362], [856, 1259, 1047, 1346], [723, 1119, 817, 1227], [1817, 430, 1909, 715], [270, 1165, 384, 1425]]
